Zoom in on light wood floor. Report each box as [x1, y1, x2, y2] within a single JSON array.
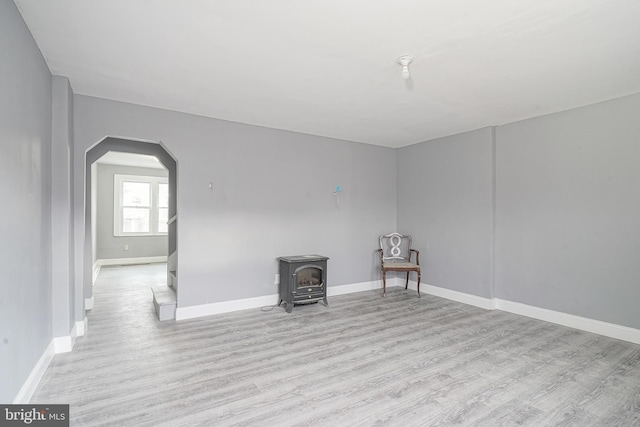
[[32, 264, 640, 426]]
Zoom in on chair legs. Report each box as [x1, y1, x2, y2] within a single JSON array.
[[381, 270, 421, 297], [382, 270, 387, 296]]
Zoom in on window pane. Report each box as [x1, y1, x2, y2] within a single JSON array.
[[158, 208, 168, 233], [159, 183, 169, 208], [122, 207, 150, 233], [122, 182, 150, 207]]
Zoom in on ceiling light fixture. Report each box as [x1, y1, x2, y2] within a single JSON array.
[[397, 55, 414, 80]]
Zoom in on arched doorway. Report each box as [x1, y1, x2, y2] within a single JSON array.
[[83, 137, 178, 315]]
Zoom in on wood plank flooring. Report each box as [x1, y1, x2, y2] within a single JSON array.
[[31, 264, 640, 426]]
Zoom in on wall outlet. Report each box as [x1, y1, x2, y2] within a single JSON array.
[[124, 244, 129, 251], [275, 274, 280, 285]]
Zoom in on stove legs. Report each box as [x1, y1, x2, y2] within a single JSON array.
[[278, 299, 293, 313], [279, 298, 327, 312]]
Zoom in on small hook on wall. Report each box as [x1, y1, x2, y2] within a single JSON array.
[[333, 185, 342, 207]]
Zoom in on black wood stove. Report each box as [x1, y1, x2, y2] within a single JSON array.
[[277, 255, 329, 313]]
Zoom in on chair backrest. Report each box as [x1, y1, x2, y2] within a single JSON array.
[[379, 233, 413, 262]]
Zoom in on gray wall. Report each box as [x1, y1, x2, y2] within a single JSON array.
[[51, 75, 75, 338], [397, 127, 494, 298], [96, 163, 168, 260], [0, 1, 53, 403], [74, 96, 397, 307], [495, 93, 640, 329], [398, 93, 640, 330]]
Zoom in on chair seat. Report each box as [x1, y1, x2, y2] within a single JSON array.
[[379, 233, 421, 297], [382, 262, 420, 270]]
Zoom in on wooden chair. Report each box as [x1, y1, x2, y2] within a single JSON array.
[[378, 233, 421, 297]]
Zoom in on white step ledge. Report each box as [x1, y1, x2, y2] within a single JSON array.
[[152, 286, 177, 321]]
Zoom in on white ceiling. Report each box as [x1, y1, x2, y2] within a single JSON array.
[[96, 152, 165, 170], [14, 0, 640, 148]]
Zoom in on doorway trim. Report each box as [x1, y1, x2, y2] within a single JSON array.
[[83, 137, 178, 311]]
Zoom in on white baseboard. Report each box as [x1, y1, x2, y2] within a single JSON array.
[[53, 320, 83, 354], [13, 341, 55, 404], [413, 281, 640, 345], [92, 262, 101, 285], [494, 299, 640, 345], [85, 296, 94, 310], [407, 280, 495, 310], [176, 280, 385, 321], [15, 316, 89, 403], [76, 316, 88, 337], [176, 294, 279, 320], [53, 336, 73, 354], [327, 280, 383, 296], [96, 256, 167, 267]]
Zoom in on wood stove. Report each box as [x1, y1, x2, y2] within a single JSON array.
[[277, 255, 329, 313]]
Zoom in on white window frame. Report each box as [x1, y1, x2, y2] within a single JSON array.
[[114, 174, 169, 237]]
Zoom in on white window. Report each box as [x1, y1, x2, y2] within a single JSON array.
[[114, 174, 169, 236]]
